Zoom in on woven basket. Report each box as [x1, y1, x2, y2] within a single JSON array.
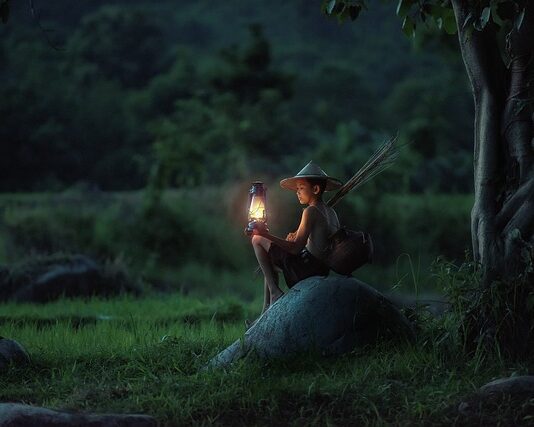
[[325, 227, 373, 275]]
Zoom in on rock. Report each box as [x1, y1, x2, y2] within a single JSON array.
[[204, 275, 415, 370], [479, 376, 534, 396], [445, 376, 534, 424], [0, 403, 156, 427], [1, 254, 143, 303], [0, 337, 30, 370]]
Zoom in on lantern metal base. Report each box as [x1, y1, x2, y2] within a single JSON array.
[[244, 220, 269, 236]]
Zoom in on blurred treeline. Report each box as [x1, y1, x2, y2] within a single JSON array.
[[0, 186, 472, 297], [0, 0, 473, 193]]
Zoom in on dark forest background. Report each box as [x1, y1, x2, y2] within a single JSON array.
[[1, 0, 473, 192], [0, 0, 475, 296]]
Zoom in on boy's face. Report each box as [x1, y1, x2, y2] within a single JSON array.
[[295, 179, 320, 205]]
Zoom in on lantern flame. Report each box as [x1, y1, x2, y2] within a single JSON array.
[[248, 195, 266, 222]]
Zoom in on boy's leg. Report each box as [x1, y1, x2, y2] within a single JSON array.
[[262, 278, 270, 314], [261, 270, 280, 313], [252, 235, 284, 305]]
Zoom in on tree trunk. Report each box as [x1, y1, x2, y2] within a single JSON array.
[[450, 0, 534, 359]]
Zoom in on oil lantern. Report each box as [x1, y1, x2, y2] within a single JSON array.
[[245, 181, 269, 235]]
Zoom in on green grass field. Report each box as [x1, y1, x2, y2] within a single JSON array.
[[1, 291, 533, 426], [1, 190, 532, 425]]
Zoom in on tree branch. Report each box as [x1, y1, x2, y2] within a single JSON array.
[[29, 0, 64, 51]]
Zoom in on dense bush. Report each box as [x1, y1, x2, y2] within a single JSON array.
[[340, 192, 472, 265], [1, 190, 252, 283], [0, 187, 473, 294]]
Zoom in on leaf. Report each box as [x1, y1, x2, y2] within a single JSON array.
[[326, 0, 337, 15], [515, 7, 525, 30], [401, 15, 415, 38], [396, 0, 413, 17], [430, 4, 445, 19], [478, 7, 491, 29], [442, 10, 457, 34]]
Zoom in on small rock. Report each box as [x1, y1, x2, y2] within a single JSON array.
[[0, 403, 156, 427], [479, 375, 534, 396], [0, 337, 30, 370]]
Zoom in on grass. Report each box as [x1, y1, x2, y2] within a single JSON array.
[[1, 291, 533, 426], [0, 189, 532, 424]]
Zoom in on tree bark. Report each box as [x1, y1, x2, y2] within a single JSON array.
[[450, 0, 534, 358], [451, 0, 534, 281]]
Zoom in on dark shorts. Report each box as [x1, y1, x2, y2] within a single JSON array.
[[268, 244, 330, 289]]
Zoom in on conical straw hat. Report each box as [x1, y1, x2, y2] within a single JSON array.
[[279, 160, 343, 192]]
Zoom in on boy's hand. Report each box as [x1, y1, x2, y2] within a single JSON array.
[[286, 231, 297, 242], [251, 223, 268, 236]]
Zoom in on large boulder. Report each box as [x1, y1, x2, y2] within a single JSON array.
[[204, 275, 416, 370], [0, 337, 30, 370], [0, 403, 156, 427], [0, 254, 143, 303]]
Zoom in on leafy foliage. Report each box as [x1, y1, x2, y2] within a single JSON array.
[[431, 247, 534, 362], [66, 6, 169, 88], [148, 25, 298, 189], [322, 0, 527, 65], [0, 0, 473, 193], [323, 0, 525, 33]]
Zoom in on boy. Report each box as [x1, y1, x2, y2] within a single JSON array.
[[250, 160, 343, 317]]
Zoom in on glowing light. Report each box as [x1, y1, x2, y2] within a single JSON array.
[[249, 195, 266, 221], [245, 182, 268, 235]]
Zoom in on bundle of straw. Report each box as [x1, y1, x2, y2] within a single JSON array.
[[326, 132, 405, 207]]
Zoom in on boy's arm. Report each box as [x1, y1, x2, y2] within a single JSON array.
[[286, 231, 297, 241], [255, 207, 314, 255]]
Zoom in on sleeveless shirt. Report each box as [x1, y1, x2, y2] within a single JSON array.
[[305, 204, 340, 261]]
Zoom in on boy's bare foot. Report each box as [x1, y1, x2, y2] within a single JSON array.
[[270, 291, 284, 305]]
